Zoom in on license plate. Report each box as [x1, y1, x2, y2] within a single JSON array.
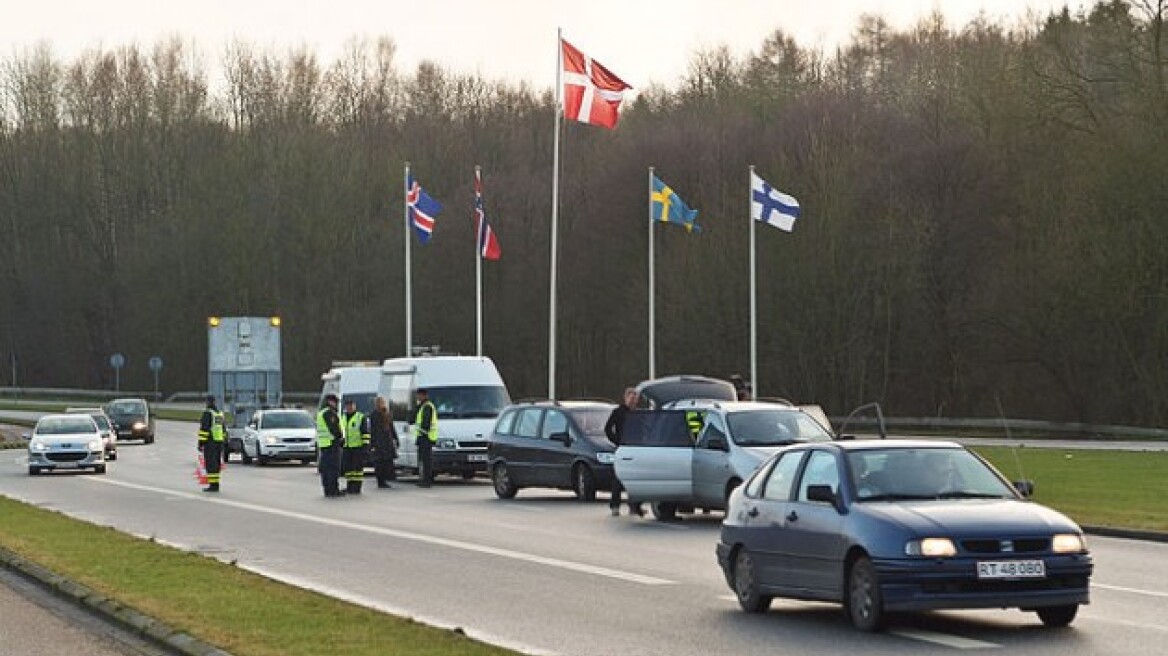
[[467, 454, 488, 462], [55, 461, 79, 469], [977, 559, 1046, 579]]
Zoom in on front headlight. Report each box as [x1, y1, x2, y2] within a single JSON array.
[[88, 440, 102, 451], [905, 538, 957, 558], [263, 435, 280, 445], [436, 438, 457, 450], [30, 440, 49, 452], [132, 422, 147, 430], [1052, 533, 1086, 554], [596, 452, 615, 464]]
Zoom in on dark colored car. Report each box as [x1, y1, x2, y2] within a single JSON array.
[[488, 400, 618, 501], [635, 375, 737, 409], [717, 440, 1092, 631], [105, 398, 156, 444]]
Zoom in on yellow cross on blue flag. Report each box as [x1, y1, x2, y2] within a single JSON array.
[[651, 174, 700, 233]]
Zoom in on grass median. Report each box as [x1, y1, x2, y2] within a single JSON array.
[[0, 497, 517, 656]]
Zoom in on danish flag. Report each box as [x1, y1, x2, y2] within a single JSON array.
[[473, 169, 501, 260], [561, 38, 631, 129]]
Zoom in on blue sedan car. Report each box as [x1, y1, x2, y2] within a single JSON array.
[[716, 440, 1092, 631]]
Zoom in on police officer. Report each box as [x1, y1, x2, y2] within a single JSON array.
[[685, 410, 705, 442], [413, 388, 437, 488], [197, 395, 226, 493], [340, 399, 370, 495], [316, 394, 345, 497]]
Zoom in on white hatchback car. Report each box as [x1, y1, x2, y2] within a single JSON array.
[[239, 408, 317, 466], [26, 414, 108, 475]]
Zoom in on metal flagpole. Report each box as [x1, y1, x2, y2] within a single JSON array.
[[548, 28, 563, 399], [405, 162, 413, 357], [648, 166, 655, 380], [749, 165, 758, 399], [475, 165, 484, 357]]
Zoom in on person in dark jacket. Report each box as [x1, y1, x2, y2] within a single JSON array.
[[605, 387, 643, 517], [369, 396, 399, 489], [413, 388, 437, 488], [316, 394, 345, 497], [197, 395, 226, 493]]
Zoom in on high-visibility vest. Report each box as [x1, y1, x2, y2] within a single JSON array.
[[199, 409, 226, 443], [685, 411, 704, 440], [344, 411, 369, 448], [316, 408, 337, 448], [414, 401, 438, 443]]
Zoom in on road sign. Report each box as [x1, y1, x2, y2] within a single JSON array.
[[109, 353, 125, 369], [149, 356, 163, 372]]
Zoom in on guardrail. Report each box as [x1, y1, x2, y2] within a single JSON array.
[[1, 387, 320, 407]]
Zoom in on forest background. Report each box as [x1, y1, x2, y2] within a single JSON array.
[[2, 1, 1166, 427]]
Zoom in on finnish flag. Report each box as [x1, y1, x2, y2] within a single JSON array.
[[751, 172, 801, 232]]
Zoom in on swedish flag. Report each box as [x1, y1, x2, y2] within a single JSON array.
[[651, 174, 700, 233]]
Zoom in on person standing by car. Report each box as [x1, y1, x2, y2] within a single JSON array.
[[605, 387, 643, 517], [341, 399, 370, 495], [316, 394, 345, 497], [414, 388, 438, 488], [197, 395, 226, 493], [369, 396, 399, 489]]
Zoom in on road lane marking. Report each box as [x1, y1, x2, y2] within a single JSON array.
[[890, 628, 999, 649], [1093, 583, 1168, 598], [87, 477, 675, 586]]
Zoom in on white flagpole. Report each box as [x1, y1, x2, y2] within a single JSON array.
[[648, 166, 655, 380], [548, 28, 563, 399], [475, 165, 484, 357], [405, 162, 413, 357], [749, 165, 758, 400]]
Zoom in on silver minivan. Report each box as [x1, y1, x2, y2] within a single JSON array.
[[614, 400, 832, 520]]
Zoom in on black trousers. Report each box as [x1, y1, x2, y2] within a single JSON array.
[[416, 438, 434, 486], [203, 442, 223, 486], [341, 446, 366, 492], [372, 453, 396, 485], [318, 444, 342, 495]]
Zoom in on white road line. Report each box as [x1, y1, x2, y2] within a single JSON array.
[[890, 628, 999, 649], [1093, 583, 1168, 599], [87, 477, 675, 586]]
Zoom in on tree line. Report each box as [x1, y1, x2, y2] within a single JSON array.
[[2, 1, 1166, 427]]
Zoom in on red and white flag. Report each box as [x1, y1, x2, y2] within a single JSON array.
[[561, 38, 631, 129]]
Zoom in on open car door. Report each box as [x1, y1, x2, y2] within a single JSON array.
[[614, 410, 694, 502]]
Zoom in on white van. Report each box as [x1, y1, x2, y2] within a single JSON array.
[[379, 356, 510, 479], [318, 363, 382, 416]]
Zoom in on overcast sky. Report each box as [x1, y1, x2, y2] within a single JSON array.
[[4, 1, 1089, 91]]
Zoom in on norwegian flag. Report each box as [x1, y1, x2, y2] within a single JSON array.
[[561, 38, 631, 129], [407, 172, 442, 245], [473, 169, 502, 260]]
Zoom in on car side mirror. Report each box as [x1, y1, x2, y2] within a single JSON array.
[[807, 484, 837, 505], [549, 431, 571, 446], [1013, 480, 1035, 498], [706, 435, 728, 451]]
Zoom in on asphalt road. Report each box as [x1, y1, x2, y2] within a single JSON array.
[[1, 418, 1166, 656]]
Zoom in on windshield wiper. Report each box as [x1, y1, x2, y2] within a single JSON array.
[[859, 493, 938, 502], [937, 491, 1007, 499]]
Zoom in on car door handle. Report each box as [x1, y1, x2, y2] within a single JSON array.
[[620, 456, 634, 461], [747, 507, 759, 518], [786, 511, 799, 522]]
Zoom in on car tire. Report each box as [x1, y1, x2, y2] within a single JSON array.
[[256, 448, 269, 466], [651, 502, 679, 522], [108, 451, 117, 461], [491, 462, 518, 499], [95, 465, 107, 474], [1036, 604, 1078, 627], [28, 467, 40, 476], [733, 548, 772, 613], [572, 464, 597, 502], [241, 443, 253, 465], [847, 556, 886, 632], [145, 435, 155, 445]]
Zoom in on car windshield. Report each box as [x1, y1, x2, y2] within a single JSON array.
[[90, 414, 111, 430], [847, 447, 1016, 501], [37, 417, 96, 435], [344, 393, 376, 415], [261, 411, 314, 429], [568, 408, 616, 436], [108, 401, 146, 415], [728, 410, 833, 445], [429, 386, 510, 419]]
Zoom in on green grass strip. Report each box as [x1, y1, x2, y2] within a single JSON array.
[[974, 447, 1168, 532], [0, 497, 517, 656]]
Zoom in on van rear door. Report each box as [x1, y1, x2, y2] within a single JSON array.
[[614, 410, 694, 502], [381, 365, 418, 469]]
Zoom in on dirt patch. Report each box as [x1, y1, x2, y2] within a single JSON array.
[[0, 424, 25, 445]]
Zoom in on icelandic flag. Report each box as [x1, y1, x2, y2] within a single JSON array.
[[651, 174, 700, 233], [751, 172, 801, 232], [473, 169, 501, 260], [407, 173, 442, 245]]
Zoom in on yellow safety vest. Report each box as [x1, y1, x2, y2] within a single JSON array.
[[316, 408, 337, 448], [344, 411, 369, 448], [414, 401, 438, 443]]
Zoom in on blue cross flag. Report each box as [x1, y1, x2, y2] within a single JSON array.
[[651, 173, 700, 233], [751, 172, 801, 232]]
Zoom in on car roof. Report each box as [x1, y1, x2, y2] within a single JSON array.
[[664, 399, 796, 412], [36, 413, 98, 426], [65, 407, 105, 414], [508, 400, 614, 411], [821, 438, 964, 452]]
